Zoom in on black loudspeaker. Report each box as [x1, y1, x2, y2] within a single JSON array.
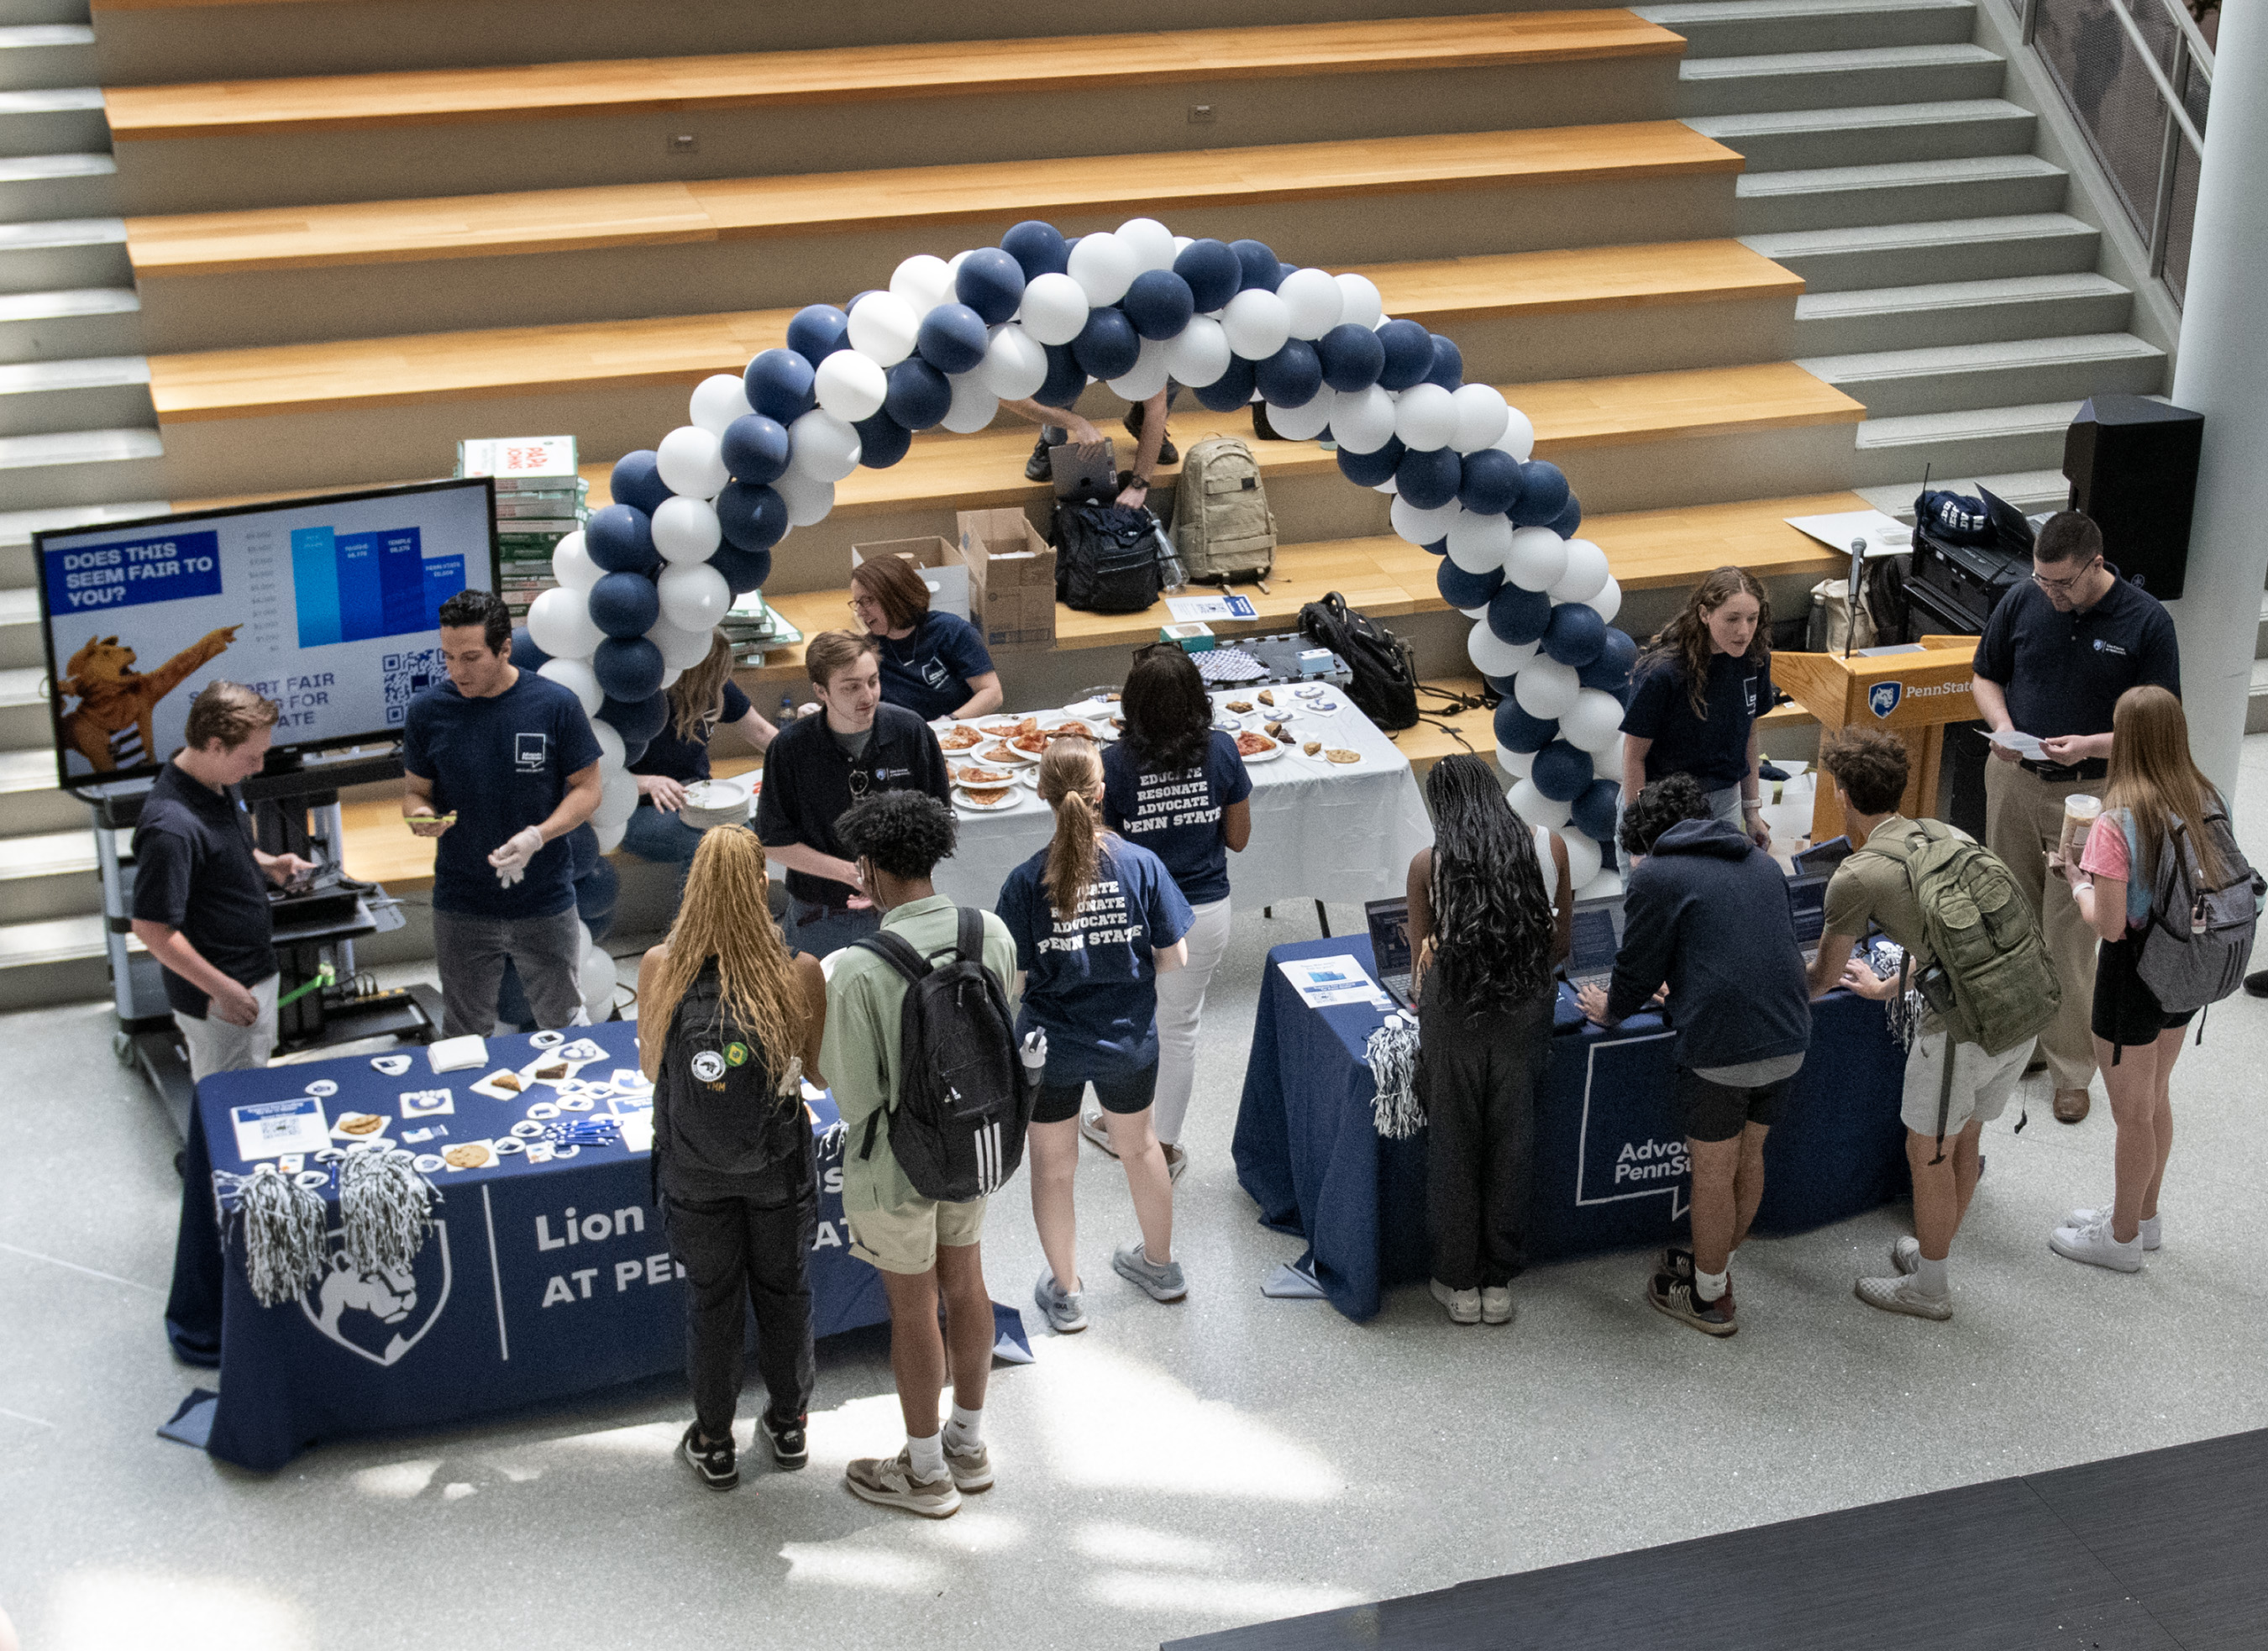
[[2063, 394, 2204, 600]]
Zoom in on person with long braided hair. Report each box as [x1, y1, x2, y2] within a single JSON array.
[[638, 826, 827, 1492], [1622, 566, 1775, 852], [1404, 755, 1572, 1325]]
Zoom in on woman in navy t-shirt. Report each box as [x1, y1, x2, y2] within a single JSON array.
[[626, 629, 779, 867], [1621, 566, 1774, 851], [999, 738, 1192, 1332], [1100, 643, 1251, 1176], [850, 554, 1002, 724]]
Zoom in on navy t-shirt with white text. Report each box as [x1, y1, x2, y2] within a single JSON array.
[[1623, 650, 1772, 790], [874, 611, 995, 723], [1101, 731, 1252, 906]]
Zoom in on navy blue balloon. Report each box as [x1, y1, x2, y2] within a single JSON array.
[[1375, 320, 1436, 392], [1335, 436, 1404, 486], [720, 413, 790, 486], [584, 504, 657, 574], [1255, 338, 1323, 409], [883, 358, 952, 430], [596, 689, 669, 748], [1421, 537, 1449, 557], [587, 570, 659, 639], [744, 349, 816, 424], [1532, 740, 1594, 804], [1173, 239, 1242, 312], [1572, 778, 1621, 845], [915, 302, 990, 376], [1425, 334, 1463, 391], [1510, 459, 1572, 527], [1191, 354, 1258, 413], [716, 480, 788, 552], [1546, 496, 1584, 539], [1395, 445, 1462, 511], [1542, 600, 1608, 668], [1488, 582, 1551, 646], [1033, 343, 1089, 410], [785, 304, 849, 365], [954, 248, 1026, 325], [608, 450, 670, 516], [1457, 448, 1523, 516], [1317, 323, 1385, 393], [509, 626, 549, 671], [1436, 557, 1504, 610], [1002, 220, 1069, 280], [1578, 627, 1638, 692], [1230, 239, 1281, 292], [854, 408, 914, 466], [707, 541, 773, 595], [1071, 305, 1141, 381], [1494, 696, 1558, 754], [592, 637, 664, 704], [1123, 269, 1196, 341]]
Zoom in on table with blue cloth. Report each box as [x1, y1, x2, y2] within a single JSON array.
[[165, 1019, 1022, 1470], [1232, 935, 1912, 1321]]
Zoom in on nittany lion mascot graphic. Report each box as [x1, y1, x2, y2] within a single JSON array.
[[55, 625, 239, 773]]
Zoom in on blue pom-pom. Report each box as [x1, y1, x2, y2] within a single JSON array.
[[1231, 239, 1282, 292], [854, 408, 914, 466], [1395, 445, 1462, 511], [587, 570, 659, 639], [1123, 269, 1195, 341], [720, 414, 790, 486], [1436, 558, 1504, 610], [1572, 777, 1621, 845], [1191, 354, 1258, 412], [1374, 319, 1435, 392], [1546, 495, 1584, 539], [596, 689, 669, 747], [916, 303, 990, 376], [592, 636, 664, 703], [1001, 220, 1068, 280], [509, 626, 549, 670], [1532, 739, 1593, 803], [716, 480, 787, 552], [1578, 627, 1638, 691], [744, 349, 816, 424], [1317, 323, 1385, 393], [1542, 600, 1607, 668], [707, 540, 773, 595], [1255, 338, 1323, 409], [883, 358, 951, 430], [1173, 238, 1242, 312], [1494, 696, 1558, 753], [1425, 334, 1463, 391], [585, 504, 657, 574], [1335, 437, 1404, 486], [1033, 343, 1089, 410], [785, 304, 849, 365], [954, 248, 1026, 325], [1457, 448, 1523, 516], [608, 450, 670, 516], [1510, 460, 1572, 527], [1488, 582, 1551, 645], [1071, 305, 1141, 380]]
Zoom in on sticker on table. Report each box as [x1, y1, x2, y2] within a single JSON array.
[[370, 1053, 414, 1077], [302, 1079, 338, 1098], [558, 1038, 606, 1064], [412, 1152, 446, 1174], [294, 1169, 331, 1191], [470, 1070, 529, 1100], [275, 1153, 304, 1174], [491, 1137, 526, 1156], [557, 1096, 596, 1112], [440, 1140, 495, 1171], [611, 1068, 652, 1095], [528, 1030, 564, 1049], [330, 1111, 391, 1141], [509, 1120, 544, 1140], [402, 1124, 448, 1143], [617, 1113, 655, 1155], [525, 1141, 555, 1165], [397, 1087, 454, 1119], [1277, 955, 1392, 1011], [523, 1101, 559, 1120]]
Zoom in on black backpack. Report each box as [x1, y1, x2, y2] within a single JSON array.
[[1298, 591, 1419, 731], [652, 962, 807, 1200], [1053, 499, 1164, 614], [853, 909, 1036, 1201]]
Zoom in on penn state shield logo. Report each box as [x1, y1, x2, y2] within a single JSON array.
[[1868, 682, 1903, 720], [300, 1221, 452, 1367]]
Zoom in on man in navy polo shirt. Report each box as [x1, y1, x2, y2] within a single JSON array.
[[403, 589, 604, 1037], [1971, 511, 2179, 1124]]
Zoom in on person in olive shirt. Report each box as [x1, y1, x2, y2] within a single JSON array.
[[129, 682, 313, 1082], [1971, 512, 2178, 1124]]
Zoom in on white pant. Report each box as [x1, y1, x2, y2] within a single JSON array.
[[176, 972, 280, 1085], [1152, 897, 1233, 1145]]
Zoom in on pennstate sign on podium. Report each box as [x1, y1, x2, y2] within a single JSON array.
[[1774, 637, 1978, 838]]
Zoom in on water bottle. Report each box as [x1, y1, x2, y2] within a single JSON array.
[[779, 691, 796, 724]]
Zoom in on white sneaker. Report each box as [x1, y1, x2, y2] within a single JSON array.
[[1162, 1141, 1188, 1183], [2049, 1218, 2145, 1273], [1856, 1272, 1952, 1320], [1429, 1278, 1481, 1324], [1480, 1286, 1513, 1325], [1891, 1236, 1921, 1276], [1079, 1111, 1118, 1156], [2065, 1206, 2160, 1250]]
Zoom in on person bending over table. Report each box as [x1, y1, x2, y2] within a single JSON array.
[[129, 682, 315, 1082], [1093, 642, 1252, 1179], [1620, 567, 1775, 855], [848, 554, 1001, 724], [1004, 738, 1192, 1335], [1403, 754, 1571, 1328], [755, 630, 951, 958], [639, 826, 828, 1493], [1007, 386, 1173, 510], [403, 588, 603, 1037], [626, 628, 778, 869], [1578, 774, 1811, 1339]]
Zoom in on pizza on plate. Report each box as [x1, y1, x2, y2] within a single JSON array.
[[1234, 731, 1276, 757], [939, 726, 983, 750], [962, 787, 1010, 806], [955, 765, 1011, 786]]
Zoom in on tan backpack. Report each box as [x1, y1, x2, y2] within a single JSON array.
[[1168, 436, 1276, 586]]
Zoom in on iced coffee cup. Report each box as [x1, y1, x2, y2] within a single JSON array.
[[2060, 794, 2103, 863]]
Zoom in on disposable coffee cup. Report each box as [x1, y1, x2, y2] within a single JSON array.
[[2060, 794, 2103, 862]]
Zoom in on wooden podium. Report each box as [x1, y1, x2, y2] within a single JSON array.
[[1774, 637, 1979, 840]]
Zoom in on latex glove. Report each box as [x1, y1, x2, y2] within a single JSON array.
[[489, 826, 546, 887], [1019, 1030, 1048, 1073]]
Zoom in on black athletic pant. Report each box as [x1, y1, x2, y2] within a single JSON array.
[[665, 1152, 817, 1441], [1420, 990, 1552, 1291]]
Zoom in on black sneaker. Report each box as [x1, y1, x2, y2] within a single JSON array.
[[1657, 1245, 1693, 1282], [1122, 406, 1176, 465], [1024, 432, 1055, 483], [762, 1410, 808, 1470], [681, 1423, 738, 1491]]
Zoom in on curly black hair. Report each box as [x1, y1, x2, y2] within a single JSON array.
[[836, 790, 958, 880], [1618, 773, 1713, 857], [1423, 754, 1554, 1014]]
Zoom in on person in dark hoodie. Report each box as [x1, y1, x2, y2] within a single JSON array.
[[1577, 773, 1811, 1338]]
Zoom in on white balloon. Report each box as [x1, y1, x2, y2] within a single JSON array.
[[846, 291, 919, 365], [527, 585, 602, 661], [1467, 620, 1533, 679], [1497, 745, 1536, 780], [1375, 476, 1398, 495], [657, 664, 683, 693], [1586, 575, 1623, 625], [1172, 236, 1192, 254], [595, 766, 638, 828], [650, 617, 716, 670], [1446, 511, 1512, 574], [1162, 314, 1231, 388], [1560, 829, 1603, 892], [1506, 527, 1570, 593], [980, 324, 1049, 401], [1495, 405, 1536, 463], [1393, 382, 1458, 452], [787, 408, 861, 483], [1334, 271, 1384, 331], [1330, 385, 1399, 454], [1549, 538, 1611, 605], [650, 495, 722, 565], [538, 656, 602, 716], [578, 942, 620, 1018], [551, 529, 600, 594], [1390, 495, 1459, 548], [1460, 604, 1491, 621], [948, 249, 974, 274], [1276, 267, 1343, 340], [591, 718, 626, 772], [813, 349, 888, 422], [593, 815, 626, 854], [1493, 638, 1542, 674], [1264, 394, 1334, 440], [1221, 289, 1291, 360], [1513, 655, 1582, 721], [773, 469, 835, 527], [1507, 778, 1573, 831], [658, 561, 731, 632], [1561, 687, 1627, 752], [940, 372, 999, 434], [1107, 337, 1172, 402], [1450, 383, 1510, 453], [655, 424, 727, 499], [1066, 231, 1137, 306], [889, 253, 954, 314], [1017, 272, 1089, 346], [689, 372, 753, 436], [1578, 867, 1625, 903], [1116, 217, 1178, 273]]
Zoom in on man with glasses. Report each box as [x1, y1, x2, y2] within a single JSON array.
[[1971, 511, 2179, 1123]]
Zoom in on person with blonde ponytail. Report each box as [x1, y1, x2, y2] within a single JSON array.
[[997, 737, 1192, 1331], [637, 827, 827, 1492]]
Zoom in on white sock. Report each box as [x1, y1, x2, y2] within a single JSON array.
[[943, 1402, 982, 1452], [906, 1430, 947, 1481], [2139, 1213, 2162, 1242], [1694, 1266, 1728, 1302], [1914, 1255, 1950, 1298]]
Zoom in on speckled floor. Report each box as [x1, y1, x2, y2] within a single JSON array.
[[7, 742, 2268, 1651]]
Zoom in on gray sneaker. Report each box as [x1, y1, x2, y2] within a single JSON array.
[[1429, 1278, 1481, 1324], [845, 1447, 961, 1518], [1112, 1237, 1187, 1302], [1892, 1236, 1921, 1275], [943, 1438, 994, 1493], [1034, 1268, 1088, 1334], [1856, 1272, 1952, 1320], [1162, 1141, 1188, 1183]]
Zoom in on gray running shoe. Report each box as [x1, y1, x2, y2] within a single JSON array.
[[1034, 1268, 1088, 1334], [1112, 1237, 1187, 1302], [944, 1438, 994, 1493], [1430, 1278, 1480, 1324], [1856, 1273, 1952, 1320], [1892, 1236, 1921, 1275], [844, 1448, 961, 1518], [1163, 1141, 1188, 1183]]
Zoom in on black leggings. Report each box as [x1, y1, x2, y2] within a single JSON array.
[[1420, 991, 1553, 1290]]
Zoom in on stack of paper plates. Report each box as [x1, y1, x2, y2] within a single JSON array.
[[679, 778, 752, 831]]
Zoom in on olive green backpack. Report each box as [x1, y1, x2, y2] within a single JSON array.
[[1168, 436, 1276, 587]]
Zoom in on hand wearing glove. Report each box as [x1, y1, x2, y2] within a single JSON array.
[[489, 826, 547, 887], [1019, 1029, 1048, 1075]]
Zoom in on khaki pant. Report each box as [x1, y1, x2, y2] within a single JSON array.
[[1983, 757, 2099, 1089]]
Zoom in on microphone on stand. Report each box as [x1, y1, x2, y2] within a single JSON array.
[[1845, 536, 1866, 660]]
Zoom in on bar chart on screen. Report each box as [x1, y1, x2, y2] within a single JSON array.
[[290, 523, 465, 648]]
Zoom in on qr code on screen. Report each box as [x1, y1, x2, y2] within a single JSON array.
[[381, 647, 444, 726]]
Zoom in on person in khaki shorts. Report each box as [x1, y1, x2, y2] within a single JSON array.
[[819, 791, 1019, 1520], [1970, 512, 2178, 1124]]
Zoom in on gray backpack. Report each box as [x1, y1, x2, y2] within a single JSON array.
[[1169, 436, 1276, 586], [2134, 809, 2265, 1015]]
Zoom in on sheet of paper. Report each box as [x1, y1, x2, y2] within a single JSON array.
[[1279, 955, 1392, 1010], [230, 1097, 329, 1161], [1784, 510, 1914, 559], [1166, 592, 1259, 623], [1988, 729, 2047, 762]]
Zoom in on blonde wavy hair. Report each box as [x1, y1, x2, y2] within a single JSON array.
[[665, 629, 736, 742], [639, 827, 806, 1093]]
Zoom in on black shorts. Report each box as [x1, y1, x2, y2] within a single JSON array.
[[1032, 1062, 1159, 1125], [1675, 1067, 1793, 1144], [2092, 935, 2196, 1051]]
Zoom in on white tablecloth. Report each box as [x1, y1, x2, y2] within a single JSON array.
[[931, 689, 1435, 912]]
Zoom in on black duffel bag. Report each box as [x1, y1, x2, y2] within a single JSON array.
[[1299, 591, 1419, 731], [1053, 499, 1165, 614]]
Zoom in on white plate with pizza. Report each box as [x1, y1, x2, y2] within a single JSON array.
[[937, 723, 987, 752], [953, 784, 1022, 812], [1232, 729, 1286, 763], [952, 763, 1016, 789]]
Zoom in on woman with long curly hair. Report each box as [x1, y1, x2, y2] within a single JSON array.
[[637, 826, 827, 1492], [1622, 566, 1774, 851], [624, 629, 779, 870], [1405, 754, 1572, 1325]]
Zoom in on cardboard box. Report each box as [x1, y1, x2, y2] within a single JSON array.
[[851, 536, 975, 622], [957, 508, 1058, 654]]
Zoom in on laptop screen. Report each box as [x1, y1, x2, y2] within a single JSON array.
[[1567, 904, 1620, 977], [1364, 898, 1411, 977], [1786, 874, 1829, 947], [1794, 836, 1854, 877]]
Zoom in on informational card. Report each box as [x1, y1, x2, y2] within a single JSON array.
[[1784, 509, 1913, 558], [1167, 592, 1259, 623], [1279, 955, 1392, 1010], [1988, 729, 2047, 762], [230, 1097, 330, 1161]]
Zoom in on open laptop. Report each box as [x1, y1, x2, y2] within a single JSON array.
[[1363, 898, 1415, 1008], [1561, 898, 1624, 993], [1786, 873, 1830, 963], [1793, 835, 1854, 878]]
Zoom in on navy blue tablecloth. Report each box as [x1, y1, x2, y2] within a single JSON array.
[[1232, 936, 1910, 1320]]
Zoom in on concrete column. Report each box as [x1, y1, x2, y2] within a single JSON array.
[[2167, 0, 2268, 800]]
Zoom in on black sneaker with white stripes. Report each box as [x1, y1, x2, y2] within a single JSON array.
[[762, 1410, 808, 1470], [681, 1423, 738, 1491]]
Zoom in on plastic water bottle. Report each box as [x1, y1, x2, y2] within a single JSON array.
[[779, 691, 796, 724]]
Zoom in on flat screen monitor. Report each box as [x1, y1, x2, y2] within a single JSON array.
[[35, 479, 500, 789]]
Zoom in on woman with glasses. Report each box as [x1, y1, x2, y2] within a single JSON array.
[[1621, 567, 1775, 852], [849, 555, 1002, 724]]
